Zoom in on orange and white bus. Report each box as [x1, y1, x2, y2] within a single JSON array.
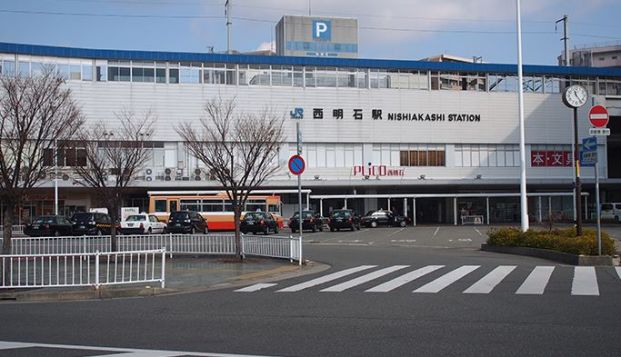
[[147, 191, 284, 231]]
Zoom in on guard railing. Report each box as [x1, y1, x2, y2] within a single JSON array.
[[0, 249, 166, 289], [1, 233, 302, 262]]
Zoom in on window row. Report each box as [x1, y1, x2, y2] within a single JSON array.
[[289, 144, 364, 169], [454, 144, 520, 167], [372, 144, 445, 167], [3, 56, 619, 95]]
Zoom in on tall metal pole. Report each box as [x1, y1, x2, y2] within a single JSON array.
[[574, 108, 583, 236], [557, 15, 576, 221], [516, 0, 529, 232], [54, 139, 58, 216], [296, 122, 302, 237], [225, 0, 232, 54], [595, 160, 601, 255]]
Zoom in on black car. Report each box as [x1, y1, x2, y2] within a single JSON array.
[[328, 209, 361, 231], [361, 210, 408, 228], [240, 211, 279, 235], [70, 212, 112, 236], [24, 215, 74, 237], [167, 211, 208, 234], [289, 210, 323, 233]]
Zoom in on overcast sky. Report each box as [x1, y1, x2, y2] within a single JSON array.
[[0, 0, 619, 65]]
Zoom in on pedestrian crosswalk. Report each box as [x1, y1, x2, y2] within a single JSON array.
[[236, 264, 621, 296]]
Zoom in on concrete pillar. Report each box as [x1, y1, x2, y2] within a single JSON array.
[[344, 198, 348, 209], [486, 197, 490, 225], [306, 193, 310, 210], [387, 198, 391, 211], [403, 198, 408, 223], [320, 199, 323, 217], [548, 196, 552, 220], [537, 196, 542, 223], [584, 195, 588, 221], [412, 198, 417, 226], [453, 197, 458, 226]]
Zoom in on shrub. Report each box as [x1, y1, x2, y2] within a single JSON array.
[[486, 227, 616, 256]]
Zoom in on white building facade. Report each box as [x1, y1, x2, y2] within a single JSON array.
[[2, 42, 621, 224]]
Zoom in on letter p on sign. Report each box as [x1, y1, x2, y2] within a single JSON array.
[[312, 20, 331, 40]]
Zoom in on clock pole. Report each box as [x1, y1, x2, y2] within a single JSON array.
[[573, 106, 583, 236]]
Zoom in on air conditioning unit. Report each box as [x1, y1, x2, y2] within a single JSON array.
[[62, 174, 70, 181], [145, 168, 154, 182], [164, 168, 173, 181]]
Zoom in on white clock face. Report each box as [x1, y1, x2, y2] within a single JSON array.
[[564, 85, 588, 108]]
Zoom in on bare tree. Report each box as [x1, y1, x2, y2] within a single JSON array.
[[0, 68, 83, 254], [177, 97, 285, 260], [73, 110, 154, 251]]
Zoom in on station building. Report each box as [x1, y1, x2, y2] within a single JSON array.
[[1, 38, 621, 226]]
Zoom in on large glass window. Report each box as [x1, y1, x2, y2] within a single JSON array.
[[108, 62, 131, 81], [398, 144, 445, 167], [180, 62, 201, 83]]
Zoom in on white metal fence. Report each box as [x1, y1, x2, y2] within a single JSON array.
[[0, 225, 24, 235], [0, 249, 166, 289], [2, 233, 301, 262]]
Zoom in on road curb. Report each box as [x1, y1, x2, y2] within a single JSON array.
[[0, 259, 330, 302], [481, 244, 616, 266]]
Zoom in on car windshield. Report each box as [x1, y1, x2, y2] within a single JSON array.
[[601, 204, 613, 210], [245, 212, 263, 219], [71, 213, 93, 221], [169, 212, 189, 220], [126, 215, 146, 222], [33, 216, 55, 224], [292, 212, 313, 218], [332, 211, 351, 218]]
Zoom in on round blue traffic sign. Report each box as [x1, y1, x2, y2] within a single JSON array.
[[288, 155, 305, 175]]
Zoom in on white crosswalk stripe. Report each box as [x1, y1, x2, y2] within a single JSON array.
[[236, 265, 620, 296], [277, 265, 377, 292], [413, 265, 480, 293], [366, 265, 445, 292], [571, 266, 599, 296], [516, 266, 554, 295], [463, 265, 516, 294], [321, 265, 410, 292]]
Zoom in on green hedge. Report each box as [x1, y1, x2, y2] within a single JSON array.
[[487, 227, 616, 256]]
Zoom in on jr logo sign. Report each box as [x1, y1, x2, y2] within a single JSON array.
[[312, 20, 331, 40]]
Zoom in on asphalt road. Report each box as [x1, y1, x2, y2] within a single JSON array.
[[0, 225, 620, 357]]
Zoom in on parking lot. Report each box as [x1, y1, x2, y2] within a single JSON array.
[[281, 223, 621, 252]]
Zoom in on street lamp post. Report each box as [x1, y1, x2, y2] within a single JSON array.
[[516, 0, 529, 232], [54, 139, 58, 216]]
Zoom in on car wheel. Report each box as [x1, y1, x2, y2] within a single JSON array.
[[312, 225, 317, 233], [351, 225, 355, 231], [371, 221, 378, 228], [399, 220, 406, 227], [330, 227, 335, 232], [337, 228, 340, 232], [319, 225, 323, 232]]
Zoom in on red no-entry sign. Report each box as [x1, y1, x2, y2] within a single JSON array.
[[589, 105, 609, 128]]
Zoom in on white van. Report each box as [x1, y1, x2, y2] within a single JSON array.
[[600, 203, 621, 222]]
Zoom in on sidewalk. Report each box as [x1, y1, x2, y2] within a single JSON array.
[[0, 256, 329, 302]]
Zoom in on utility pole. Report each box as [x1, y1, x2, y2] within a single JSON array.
[[556, 15, 569, 66], [225, 0, 232, 54], [557, 14, 577, 223]]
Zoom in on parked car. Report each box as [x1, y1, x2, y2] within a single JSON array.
[[70, 212, 112, 236], [289, 210, 323, 233], [600, 203, 621, 222], [328, 209, 361, 231], [166, 211, 208, 234], [240, 211, 279, 235], [24, 215, 74, 237], [361, 210, 408, 228], [120, 213, 167, 235]]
